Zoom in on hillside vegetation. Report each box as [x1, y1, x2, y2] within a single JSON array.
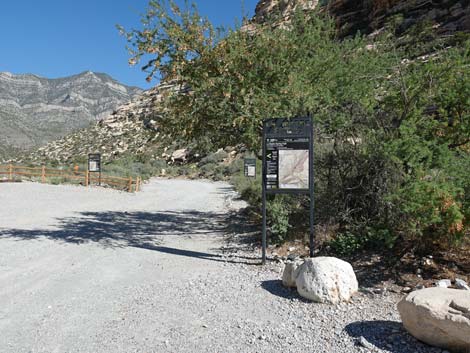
[[120, 0, 470, 259]]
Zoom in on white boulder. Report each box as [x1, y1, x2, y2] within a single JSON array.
[[282, 259, 303, 288], [171, 148, 189, 162], [398, 288, 470, 352], [295, 257, 358, 304]]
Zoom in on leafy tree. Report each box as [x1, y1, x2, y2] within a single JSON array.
[[121, 1, 470, 251]]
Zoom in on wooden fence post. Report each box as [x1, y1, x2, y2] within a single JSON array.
[[85, 170, 89, 187], [128, 176, 133, 193], [135, 177, 140, 192], [8, 164, 12, 181], [41, 166, 46, 183]]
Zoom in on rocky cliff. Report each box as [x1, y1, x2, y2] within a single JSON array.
[[0, 71, 142, 154]]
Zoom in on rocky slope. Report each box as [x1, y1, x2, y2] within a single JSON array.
[[23, 82, 184, 164], [0, 71, 142, 154], [23, 0, 470, 165]]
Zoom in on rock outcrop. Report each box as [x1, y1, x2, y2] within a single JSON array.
[[295, 257, 358, 304], [398, 287, 470, 352], [253, 0, 318, 24], [0, 71, 142, 153]]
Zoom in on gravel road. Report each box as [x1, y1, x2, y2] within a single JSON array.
[[0, 179, 442, 353]]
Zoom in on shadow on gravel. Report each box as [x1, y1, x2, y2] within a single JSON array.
[[345, 320, 436, 352], [261, 280, 310, 302], [0, 210, 258, 265], [223, 209, 260, 249]]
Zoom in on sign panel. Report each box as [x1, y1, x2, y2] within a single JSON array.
[[265, 137, 310, 191], [88, 154, 101, 173], [244, 158, 257, 178]]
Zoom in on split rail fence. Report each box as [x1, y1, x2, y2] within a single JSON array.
[[0, 165, 141, 192]]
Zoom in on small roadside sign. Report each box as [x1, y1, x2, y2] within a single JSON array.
[[244, 158, 257, 178], [88, 153, 102, 186], [88, 154, 101, 173]]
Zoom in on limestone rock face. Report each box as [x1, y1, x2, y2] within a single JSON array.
[[282, 259, 303, 288], [295, 257, 358, 304], [398, 288, 470, 352]]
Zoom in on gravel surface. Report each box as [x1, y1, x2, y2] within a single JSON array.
[[0, 179, 442, 353]]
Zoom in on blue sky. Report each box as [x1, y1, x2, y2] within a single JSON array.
[[0, 0, 259, 89]]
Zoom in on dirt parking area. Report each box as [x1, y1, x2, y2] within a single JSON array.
[[0, 179, 438, 353]]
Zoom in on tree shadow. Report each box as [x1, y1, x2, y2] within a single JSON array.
[[260, 280, 310, 302], [223, 208, 260, 249], [345, 320, 437, 352], [0, 209, 258, 265]]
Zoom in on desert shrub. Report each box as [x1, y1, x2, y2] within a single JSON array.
[[330, 227, 396, 256], [198, 150, 228, 166], [267, 196, 292, 244], [47, 176, 69, 185]]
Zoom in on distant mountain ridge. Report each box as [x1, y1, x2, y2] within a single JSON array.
[[0, 71, 142, 156]]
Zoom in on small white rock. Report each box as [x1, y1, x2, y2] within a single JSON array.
[[435, 279, 452, 288], [455, 278, 470, 291]]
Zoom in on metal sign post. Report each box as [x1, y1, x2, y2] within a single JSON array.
[[244, 158, 257, 178], [88, 153, 102, 186], [262, 116, 314, 264]]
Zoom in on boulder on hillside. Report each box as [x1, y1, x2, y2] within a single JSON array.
[[295, 257, 358, 304], [171, 149, 189, 163], [282, 259, 303, 288], [398, 288, 470, 352]]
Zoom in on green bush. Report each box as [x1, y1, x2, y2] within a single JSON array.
[[329, 227, 397, 256], [198, 150, 229, 166], [267, 196, 292, 244]]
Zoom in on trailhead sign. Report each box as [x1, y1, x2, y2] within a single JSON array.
[[88, 153, 101, 173], [244, 158, 257, 178], [88, 153, 102, 186], [262, 116, 314, 264]]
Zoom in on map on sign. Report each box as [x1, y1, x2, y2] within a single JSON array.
[[278, 149, 309, 189]]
